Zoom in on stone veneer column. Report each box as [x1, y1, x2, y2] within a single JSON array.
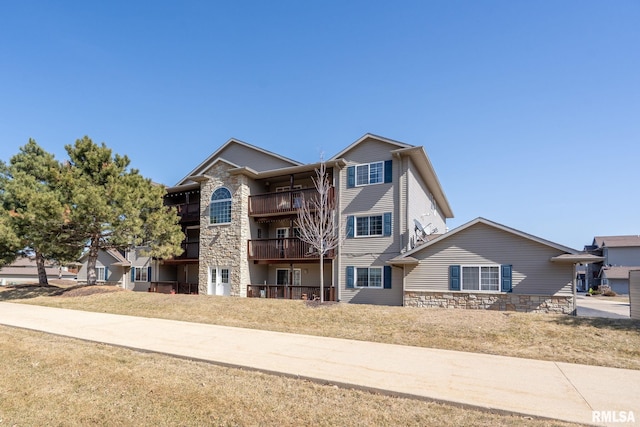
[[198, 163, 250, 297]]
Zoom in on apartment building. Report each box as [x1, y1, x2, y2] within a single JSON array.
[[157, 133, 453, 306]]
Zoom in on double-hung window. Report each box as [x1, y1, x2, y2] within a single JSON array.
[[355, 267, 383, 288], [356, 161, 383, 186], [96, 267, 105, 282], [462, 266, 500, 291], [210, 187, 232, 224], [134, 267, 149, 282], [356, 215, 383, 237]]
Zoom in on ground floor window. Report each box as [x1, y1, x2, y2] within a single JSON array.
[[133, 266, 149, 282], [355, 267, 383, 288], [462, 266, 499, 291], [96, 266, 105, 282]]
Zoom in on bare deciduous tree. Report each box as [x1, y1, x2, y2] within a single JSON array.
[[296, 160, 344, 302]]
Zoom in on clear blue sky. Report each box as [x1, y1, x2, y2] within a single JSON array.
[[1, 1, 638, 250]]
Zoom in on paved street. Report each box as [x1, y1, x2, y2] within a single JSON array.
[[576, 294, 630, 319]]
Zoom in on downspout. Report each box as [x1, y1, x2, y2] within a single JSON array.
[[572, 263, 578, 316], [334, 165, 341, 303]]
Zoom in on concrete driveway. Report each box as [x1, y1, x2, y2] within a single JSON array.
[[576, 294, 630, 318]]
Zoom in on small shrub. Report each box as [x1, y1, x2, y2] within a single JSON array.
[[603, 290, 617, 297]]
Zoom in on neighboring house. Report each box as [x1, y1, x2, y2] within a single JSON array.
[[156, 133, 453, 306], [77, 247, 172, 292], [388, 218, 599, 314], [77, 248, 131, 287], [0, 256, 76, 285], [584, 235, 640, 294]]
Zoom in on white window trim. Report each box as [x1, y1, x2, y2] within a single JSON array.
[[209, 187, 232, 226], [354, 214, 384, 238], [133, 266, 148, 282], [354, 267, 383, 289], [355, 161, 384, 187], [95, 266, 106, 282], [461, 265, 501, 292]]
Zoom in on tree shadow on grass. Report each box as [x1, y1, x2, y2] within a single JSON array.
[[551, 315, 640, 333], [0, 284, 97, 301]]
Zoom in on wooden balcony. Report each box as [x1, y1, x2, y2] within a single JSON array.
[[163, 241, 199, 263], [246, 284, 335, 301], [248, 187, 335, 217], [247, 238, 335, 263], [173, 202, 200, 223]]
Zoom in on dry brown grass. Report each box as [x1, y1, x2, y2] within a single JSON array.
[[0, 326, 578, 426], [2, 284, 639, 370]]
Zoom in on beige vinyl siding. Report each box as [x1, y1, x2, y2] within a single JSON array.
[[339, 137, 401, 164], [77, 251, 123, 283], [405, 222, 573, 296], [339, 264, 403, 306], [337, 137, 405, 305], [630, 270, 640, 320], [406, 158, 446, 244], [217, 143, 297, 172]]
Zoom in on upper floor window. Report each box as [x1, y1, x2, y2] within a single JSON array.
[[210, 187, 232, 224], [356, 215, 383, 237], [347, 160, 392, 188], [356, 162, 383, 186], [347, 213, 392, 238]]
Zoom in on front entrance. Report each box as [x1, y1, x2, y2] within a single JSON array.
[[208, 267, 230, 296]]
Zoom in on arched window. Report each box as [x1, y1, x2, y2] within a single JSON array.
[[210, 187, 232, 224]]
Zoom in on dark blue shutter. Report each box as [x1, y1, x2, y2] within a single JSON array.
[[104, 266, 109, 281], [384, 160, 392, 183], [347, 166, 355, 188], [383, 266, 392, 289], [449, 265, 461, 291], [346, 266, 354, 288], [501, 265, 512, 292], [346, 216, 354, 238], [383, 212, 392, 236], [131, 267, 135, 282], [148, 266, 152, 282]]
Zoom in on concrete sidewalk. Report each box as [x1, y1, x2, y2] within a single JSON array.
[[1, 302, 638, 426]]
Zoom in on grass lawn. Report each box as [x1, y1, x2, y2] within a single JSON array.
[[0, 283, 637, 426]]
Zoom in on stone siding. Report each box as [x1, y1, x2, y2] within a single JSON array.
[[404, 291, 574, 314], [198, 162, 250, 297]]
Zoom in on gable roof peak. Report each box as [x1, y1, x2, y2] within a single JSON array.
[[329, 133, 414, 160], [397, 216, 577, 258], [176, 137, 302, 186]]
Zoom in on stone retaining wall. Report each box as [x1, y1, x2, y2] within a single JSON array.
[[404, 291, 574, 314]]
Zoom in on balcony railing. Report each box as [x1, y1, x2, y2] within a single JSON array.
[[246, 284, 335, 301], [248, 187, 335, 217], [173, 202, 200, 223], [247, 238, 334, 261], [172, 241, 199, 260]]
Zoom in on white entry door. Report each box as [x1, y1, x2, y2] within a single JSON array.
[[208, 267, 230, 296]]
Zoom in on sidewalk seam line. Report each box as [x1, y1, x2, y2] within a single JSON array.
[[554, 362, 592, 411]]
